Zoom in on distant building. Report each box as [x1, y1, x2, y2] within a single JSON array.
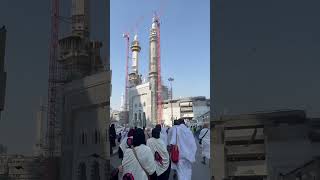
[[111, 110, 120, 122], [0, 26, 7, 120], [211, 110, 320, 180], [128, 82, 169, 127], [162, 96, 210, 126]]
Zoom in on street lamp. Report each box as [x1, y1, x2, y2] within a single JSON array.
[[168, 77, 174, 125]]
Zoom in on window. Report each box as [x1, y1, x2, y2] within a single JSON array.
[[143, 102, 146, 106], [95, 130, 98, 144], [134, 113, 137, 121], [78, 162, 87, 180], [81, 133, 85, 145], [91, 161, 100, 180]]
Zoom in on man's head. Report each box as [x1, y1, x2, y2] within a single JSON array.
[[152, 128, 161, 139], [178, 118, 185, 125], [173, 120, 180, 126], [155, 124, 161, 131]]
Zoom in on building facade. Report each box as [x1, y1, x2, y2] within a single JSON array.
[[0, 155, 46, 180], [127, 17, 170, 128], [162, 96, 210, 126], [57, 0, 111, 179], [0, 26, 7, 120], [211, 110, 320, 180], [128, 82, 169, 127]]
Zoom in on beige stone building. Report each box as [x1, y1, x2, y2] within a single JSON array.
[[211, 110, 320, 180]]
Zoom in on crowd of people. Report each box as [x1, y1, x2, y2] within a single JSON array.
[[109, 118, 210, 180]]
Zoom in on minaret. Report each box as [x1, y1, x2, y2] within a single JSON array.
[[128, 34, 142, 87], [149, 16, 159, 125], [71, 0, 90, 38], [34, 97, 46, 156]]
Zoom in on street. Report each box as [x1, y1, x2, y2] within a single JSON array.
[[110, 135, 210, 180]]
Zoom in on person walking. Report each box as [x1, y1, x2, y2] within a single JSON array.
[[109, 124, 117, 155], [199, 122, 210, 164], [169, 118, 197, 180], [147, 126, 171, 180], [167, 120, 180, 179], [118, 128, 135, 160], [119, 128, 157, 180], [155, 124, 168, 146]]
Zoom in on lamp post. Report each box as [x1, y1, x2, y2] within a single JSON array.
[[168, 77, 174, 125]]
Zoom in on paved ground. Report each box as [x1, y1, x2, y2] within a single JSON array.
[[110, 135, 210, 180]]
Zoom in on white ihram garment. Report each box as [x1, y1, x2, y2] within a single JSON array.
[[119, 136, 132, 153], [169, 124, 197, 180], [160, 127, 168, 146], [168, 125, 178, 170], [147, 138, 170, 176], [199, 128, 210, 159], [122, 144, 156, 180]]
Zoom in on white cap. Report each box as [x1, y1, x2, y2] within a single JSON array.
[[134, 34, 138, 41]]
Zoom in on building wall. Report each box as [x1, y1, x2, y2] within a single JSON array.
[[162, 97, 210, 126], [0, 155, 45, 180], [128, 82, 169, 127], [0, 26, 7, 119], [60, 71, 111, 180]]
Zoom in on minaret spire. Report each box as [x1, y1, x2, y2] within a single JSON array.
[[149, 15, 160, 125], [128, 33, 142, 86]]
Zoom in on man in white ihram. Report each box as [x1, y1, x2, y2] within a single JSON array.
[[169, 118, 197, 180], [198, 122, 210, 164]]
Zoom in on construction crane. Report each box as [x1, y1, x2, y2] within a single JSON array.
[[123, 33, 130, 112], [46, 0, 60, 158], [155, 13, 163, 124]]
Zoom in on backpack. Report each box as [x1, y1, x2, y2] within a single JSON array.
[[154, 151, 163, 166], [170, 128, 179, 164]]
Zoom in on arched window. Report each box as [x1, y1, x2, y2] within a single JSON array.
[[85, 133, 87, 144], [77, 162, 87, 180], [95, 130, 98, 144], [81, 132, 85, 145], [91, 161, 100, 180]]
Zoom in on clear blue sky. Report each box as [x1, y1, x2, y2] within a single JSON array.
[[110, 0, 210, 109]]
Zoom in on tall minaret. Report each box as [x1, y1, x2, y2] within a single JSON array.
[[128, 34, 142, 87], [149, 16, 159, 125], [71, 0, 90, 38], [34, 97, 46, 156]]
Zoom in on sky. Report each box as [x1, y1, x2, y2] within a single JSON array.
[[212, 0, 320, 117], [0, 0, 209, 154], [110, 0, 210, 110]]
